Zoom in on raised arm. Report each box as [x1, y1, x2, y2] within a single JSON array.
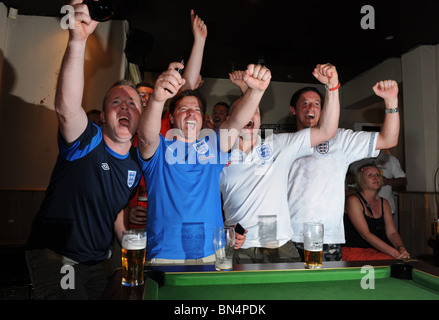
[[374, 80, 400, 150], [180, 9, 207, 91], [309, 63, 340, 147], [219, 64, 271, 152], [137, 62, 185, 160], [229, 70, 248, 94], [55, 0, 99, 144]]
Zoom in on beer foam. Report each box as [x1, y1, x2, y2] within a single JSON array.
[[122, 235, 146, 250]]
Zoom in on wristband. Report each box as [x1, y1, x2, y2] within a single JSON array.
[[385, 107, 399, 114], [324, 82, 341, 91]]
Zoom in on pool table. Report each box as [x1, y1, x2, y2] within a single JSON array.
[[101, 260, 439, 301]]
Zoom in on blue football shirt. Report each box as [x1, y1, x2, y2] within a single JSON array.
[[27, 122, 141, 264], [139, 131, 229, 260]]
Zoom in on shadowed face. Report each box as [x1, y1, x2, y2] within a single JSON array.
[[360, 166, 383, 191], [137, 86, 154, 108], [239, 108, 261, 141], [212, 104, 228, 129]]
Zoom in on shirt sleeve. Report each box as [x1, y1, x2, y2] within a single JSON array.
[[59, 121, 102, 161], [338, 128, 379, 165], [273, 128, 312, 163], [389, 155, 406, 178]]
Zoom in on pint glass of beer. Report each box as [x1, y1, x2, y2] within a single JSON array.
[[303, 222, 324, 269], [213, 226, 235, 271], [121, 229, 146, 286], [137, 184, 148, 209]]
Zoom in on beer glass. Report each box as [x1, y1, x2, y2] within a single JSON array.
[[121, 229, 146, 286], [213, 226, 235, 271], [303, 222, 324, 269], [137, 184, 148, 208], [258, 215, 278, 247]]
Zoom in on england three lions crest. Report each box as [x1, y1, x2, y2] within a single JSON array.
[[127, 170, 137, 188], [316, 141, 329, 154], [256, 144, 274, 161], [194, 140, 210, 154]]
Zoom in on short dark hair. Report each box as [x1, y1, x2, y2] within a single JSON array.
[[168, 89, 207, 116], [102, 79, 141, 110], [289, 87, 324, 109], [86, 109, 101, 116], [214, 101, 230, 110]]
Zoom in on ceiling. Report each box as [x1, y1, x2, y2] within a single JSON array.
[[2, 0, 439, 83]]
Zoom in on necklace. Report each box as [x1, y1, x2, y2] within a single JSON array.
[[356, 192, 375, 218]]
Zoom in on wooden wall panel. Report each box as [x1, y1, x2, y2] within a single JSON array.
[[0, 190, 45, 246], [398, 192, 438, 258]]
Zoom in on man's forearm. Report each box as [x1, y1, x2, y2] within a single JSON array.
[[311, 89, 340, 146], [137, 99, 164, 159], [55, 38, 89, 143]]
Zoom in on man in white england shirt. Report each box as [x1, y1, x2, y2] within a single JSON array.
[[220, 64, 340, 263], [288, 79, 400, 261]]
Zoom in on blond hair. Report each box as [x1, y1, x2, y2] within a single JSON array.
[[356, 164, 383, 192]]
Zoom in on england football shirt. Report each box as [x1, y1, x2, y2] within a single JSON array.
[[288, 128, 379, 244], [220, 129, 311, 248]]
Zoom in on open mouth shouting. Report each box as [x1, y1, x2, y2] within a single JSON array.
[[304, 112, 315, 121], [243, 120, 254, 129], [118, 115, 130, 127], [186, 120, 197, 130]]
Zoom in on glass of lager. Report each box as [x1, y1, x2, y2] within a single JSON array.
[[303, 222, 324, 269], [121, 229, 146, 286], [213, 226, 235, 271]]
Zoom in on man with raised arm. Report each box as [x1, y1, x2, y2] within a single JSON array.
[[288, 80, 400, 261], [137, 63, 271, 265], [220, 64, 340, 263], [25, 1, 142, 299]]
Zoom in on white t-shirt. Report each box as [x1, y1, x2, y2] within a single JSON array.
[[288, 128, 379, 244], [376, 154, 406, 213], [220, 129, 312, 249]]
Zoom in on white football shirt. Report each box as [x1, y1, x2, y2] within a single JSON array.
[[288, 128, 379, 244], [220, 129, 311, 248]]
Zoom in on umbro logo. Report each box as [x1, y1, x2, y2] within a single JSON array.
[[101, 163, 110, 170]]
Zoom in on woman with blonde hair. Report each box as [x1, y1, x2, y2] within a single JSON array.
[[342, 164, 410, 261]]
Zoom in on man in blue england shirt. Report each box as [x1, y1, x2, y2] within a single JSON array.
[[25, 1, 142, 299], [137, 62, 271, 265]]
